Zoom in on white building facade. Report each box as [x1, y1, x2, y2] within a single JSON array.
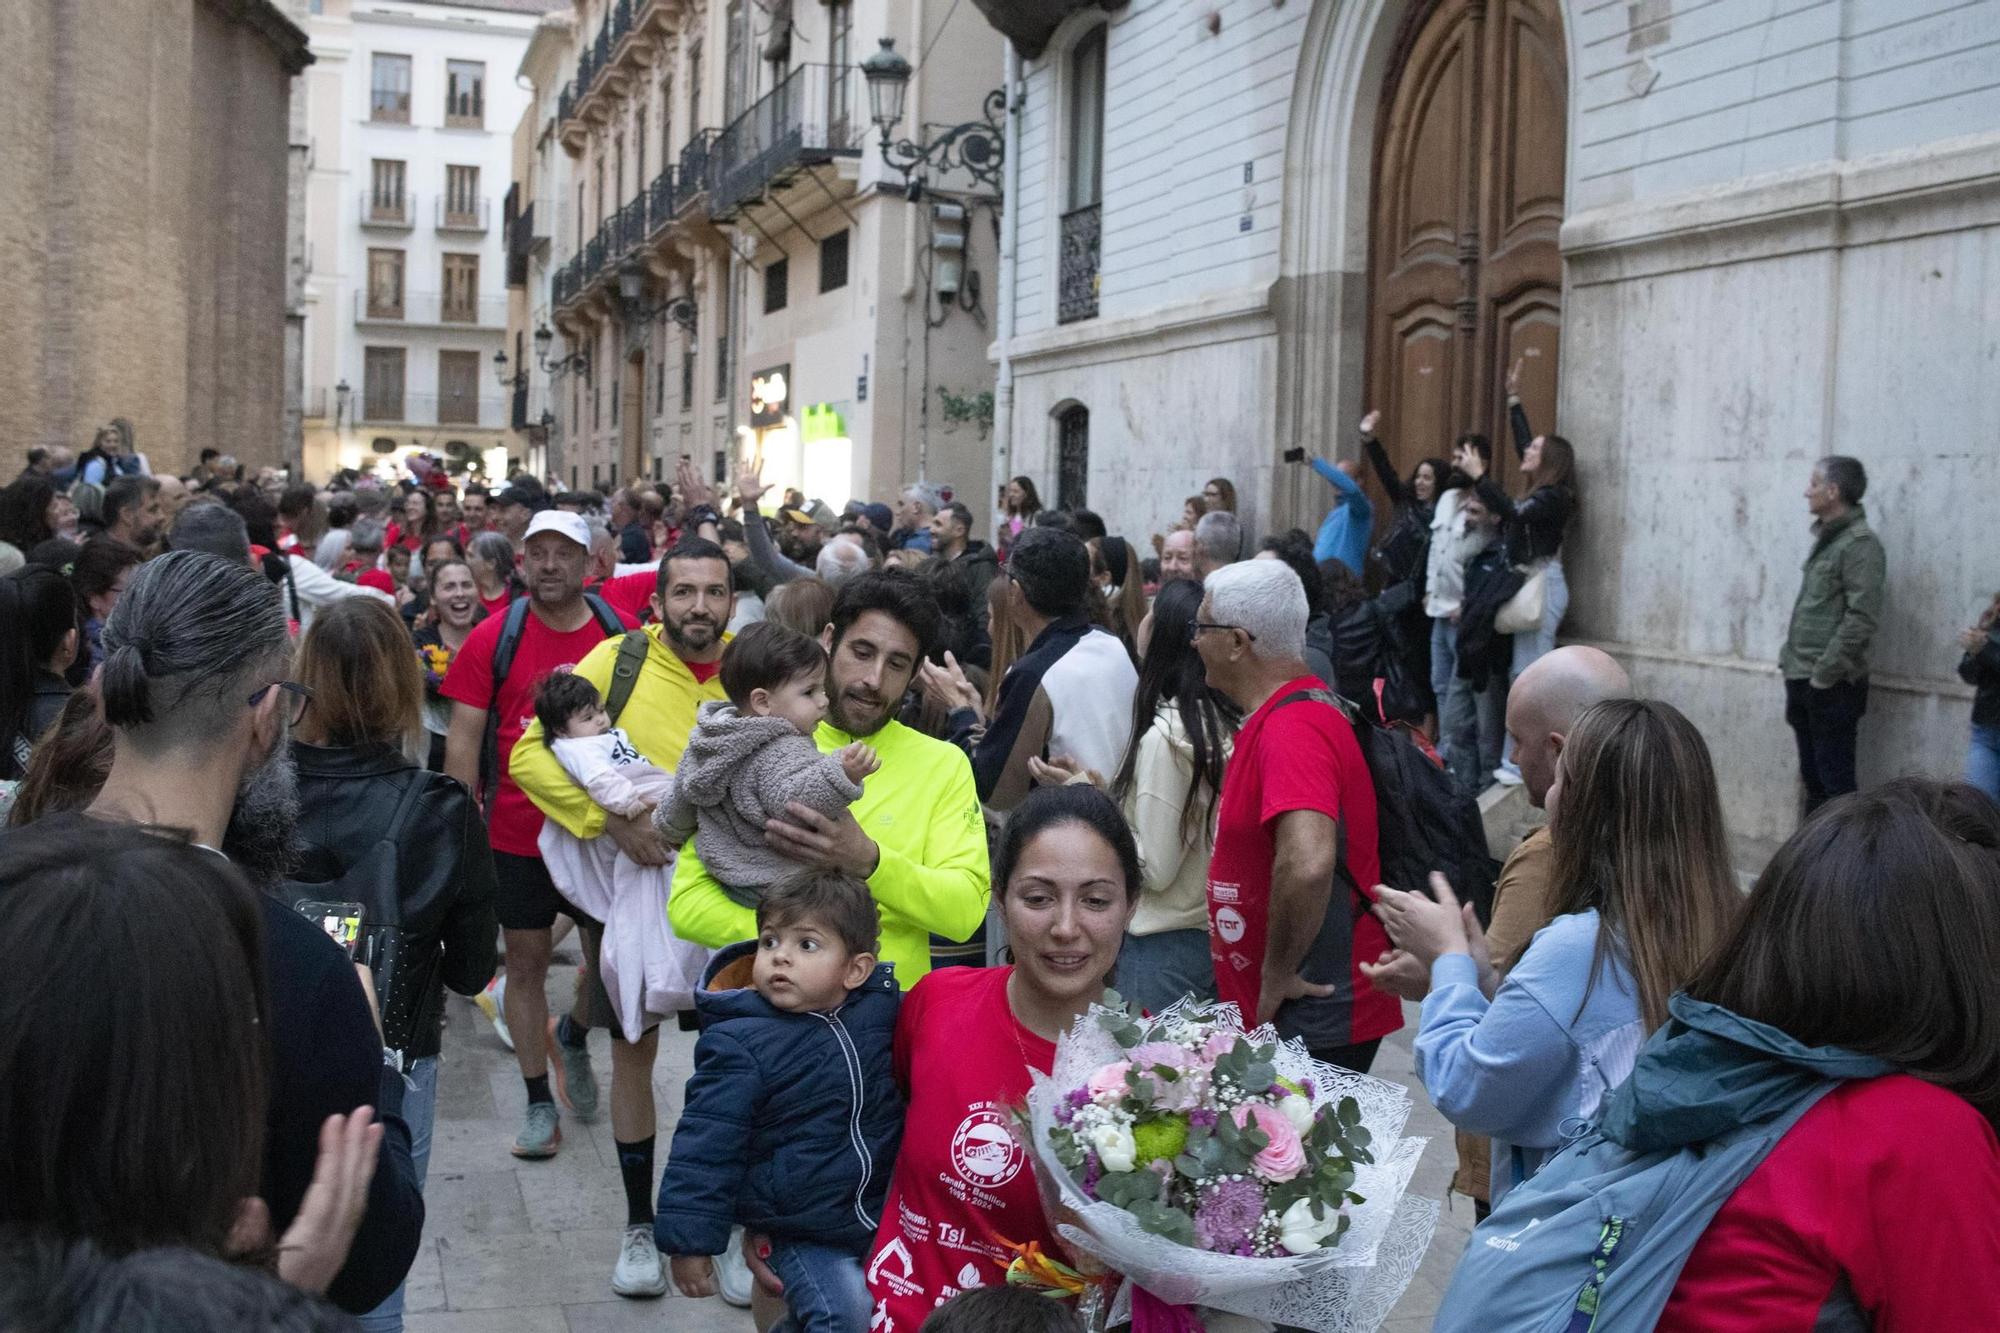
[[519, 0, 1003, 508], [299, 0, 557, 482], [986, 0, 2000, 842]]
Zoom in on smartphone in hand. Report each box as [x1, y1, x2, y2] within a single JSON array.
[[1282, 447, 1306, 464], [296, 900, 366, 957]]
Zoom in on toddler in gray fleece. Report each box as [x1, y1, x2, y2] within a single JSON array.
[[654, 621, 877, 904]]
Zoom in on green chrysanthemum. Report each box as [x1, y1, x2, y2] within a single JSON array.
[[1133, 1114, 1190, 1165]]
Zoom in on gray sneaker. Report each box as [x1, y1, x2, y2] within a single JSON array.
[[512, 1101, 562, 1159], [546, 1018, 600, 1122]]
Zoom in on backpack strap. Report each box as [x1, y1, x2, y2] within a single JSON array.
[[488, 596, 536, 700], [1268, 687, 1362, 915], [603, 629, 652, 724]]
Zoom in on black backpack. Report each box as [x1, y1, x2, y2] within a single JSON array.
[[477, 593, 627, 813], [1268, 689, 1500, 1048]]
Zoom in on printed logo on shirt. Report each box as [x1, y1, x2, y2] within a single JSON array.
[[1228, 951, 1253, 973], [931, 1262, 989, 1311], [1215, 906, 1247, 944], [949, 1108, 1025, 1189], [1210, 881, 1241, 905], [867, 1237, 922, 1299]]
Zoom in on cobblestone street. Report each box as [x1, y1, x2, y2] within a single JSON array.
[[405, 957, 1471, 1332]]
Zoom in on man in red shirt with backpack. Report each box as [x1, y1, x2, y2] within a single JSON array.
[[1192, 558, 1400, 1072]]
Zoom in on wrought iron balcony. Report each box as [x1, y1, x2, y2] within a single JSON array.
[[648, 169, 674, 234], [676, 129, 720, 215], [553, 254, 583, 307], [360, 188, 416, 229], [710, 64, 864, 218], [354, 289, 507, 328], [616, 196, 648, 253], [1058, 204, 1101, 324], [438, 195, 490, 232], [558, 83, 574, 125], [585, 230, 607, 278]]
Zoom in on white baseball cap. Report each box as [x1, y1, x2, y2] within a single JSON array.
[[524, 510, 591, 550]]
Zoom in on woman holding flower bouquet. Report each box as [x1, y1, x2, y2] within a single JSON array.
[[855, 785, 1141, 1331], [1373, 698, 1741, 1203], [412, 558, 482, 771]]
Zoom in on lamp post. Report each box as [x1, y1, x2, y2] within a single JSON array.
[[617, 262, 698, 333], [860, 37, 1005, 199], [334, 379, 352, 430], [532, 321, 591, 381]]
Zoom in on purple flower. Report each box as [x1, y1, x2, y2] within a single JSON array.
[[1083, 1156, 1103, 1199], [1188, 1108, 1219, 1129], [1193, 1177, 1265, 1253]]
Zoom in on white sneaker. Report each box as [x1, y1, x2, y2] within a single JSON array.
[[1492, 764, 1524, 787], [611, 1224, 668, 1298], [473, 975, 514, 1051], [713, 1225, 753, 1308]]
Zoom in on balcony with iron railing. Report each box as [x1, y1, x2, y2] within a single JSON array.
[[553, 254, 583, 307], [648, 169, 675, 236], [709, 64, 865, 218], [353, 289, 508, 328], [437, 194, 490, 233], [356, 391, 511, 429], [360, 188, 417, 230], [675, 128, 721, 215], [1058, 204, 1101, 324]]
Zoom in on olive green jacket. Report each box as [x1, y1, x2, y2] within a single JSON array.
[[1780, 506, 1886, 687]]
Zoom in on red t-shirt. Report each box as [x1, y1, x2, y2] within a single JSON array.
[[383, 522, 424, 552], [866, 966, 1057, 1331], [1204, 678, 1397, 1046], [478, 588, 516, 619], [440, 601, 636, 855], [1660, 1074, 2000, 1331], [687, 660, 720, 684], [592, 570, 657, 624]]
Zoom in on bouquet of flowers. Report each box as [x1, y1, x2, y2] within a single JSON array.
[[1025, 996, 1439, 1332]]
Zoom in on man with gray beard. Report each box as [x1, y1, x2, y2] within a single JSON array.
[[73, 550, 425, 1315]]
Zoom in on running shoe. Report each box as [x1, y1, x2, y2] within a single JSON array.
[[473, 975, 513, 1051], [511, 1101, 561, 1159], [714, 1225, 753, 1308], [546, 1017, 600, 1122], [612, 1224, 668, 1298]]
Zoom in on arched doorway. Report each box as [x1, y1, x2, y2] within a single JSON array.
[[1365, 0, 1566, 489]]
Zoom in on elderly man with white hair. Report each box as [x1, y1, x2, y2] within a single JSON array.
[[1192, 509, 1243, 580], [1191, 558, 1398, 1073], [815, 533, 874, 589], [891, 482, 943, 554]]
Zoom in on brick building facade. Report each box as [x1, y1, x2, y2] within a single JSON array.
[[0, 0, 311, 477]]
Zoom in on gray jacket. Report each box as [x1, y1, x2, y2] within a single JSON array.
[[653, 700, 861, 903]]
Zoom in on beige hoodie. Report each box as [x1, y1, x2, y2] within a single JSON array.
[[1124, 702, 1231, 938]]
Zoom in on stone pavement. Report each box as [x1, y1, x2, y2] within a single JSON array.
[[405, 958, 1470, 1333]]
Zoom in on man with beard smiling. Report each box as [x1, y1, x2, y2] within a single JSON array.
[[443, 512, 636, 1165], [669, 570, 989, 992], [509, 536, 736, 1300], [66, 550, 425, 1313]]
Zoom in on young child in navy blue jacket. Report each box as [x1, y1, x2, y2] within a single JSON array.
[[656, 869, 903, 1332]]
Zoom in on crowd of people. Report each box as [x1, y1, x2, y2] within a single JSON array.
[[0, 415, 1996, 1333]]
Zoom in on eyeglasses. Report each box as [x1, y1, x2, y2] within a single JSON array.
[[1187, 622, 1255, 644], [249, 680, 314, 727]]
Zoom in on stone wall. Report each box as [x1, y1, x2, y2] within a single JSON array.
[[0, 0, 308, 478]]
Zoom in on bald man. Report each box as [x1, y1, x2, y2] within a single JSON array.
[[1364, 644, 1631, 1215]]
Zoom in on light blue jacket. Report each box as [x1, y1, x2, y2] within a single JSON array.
[[1414, 909, 1645, 1203], [1309, 458, 1373, 573]]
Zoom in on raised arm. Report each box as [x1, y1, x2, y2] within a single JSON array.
[[734, 463, 813, 585], [1360, 416, 1409, 508]]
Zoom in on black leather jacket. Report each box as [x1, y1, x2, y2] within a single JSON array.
[[290, 741, 499, 1058]]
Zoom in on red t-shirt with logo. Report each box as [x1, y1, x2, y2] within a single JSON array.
[[592, 570, 657, 624], [440, 603, 635, 856], [866, 966, 1057, 1331], [1204, 678, 1397, 1046]]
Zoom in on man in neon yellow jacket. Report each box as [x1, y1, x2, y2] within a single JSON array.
[[669, 571, 989, 988]]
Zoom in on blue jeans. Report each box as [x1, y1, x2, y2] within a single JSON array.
[[1509, 557, 1570, 681], [767, 1241, 872, 1333], [356, 1055, 440, 1333], [1443, 673, 1506, 796], [1968, 724, 2000, 805], [1117, 928, 1216, 1015], [1431, 616, 1460, 763]]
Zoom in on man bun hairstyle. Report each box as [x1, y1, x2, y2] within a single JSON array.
[[718, 621, 827, 712], [757, 868, 881, 957], [1820, 454, 1868, 506], [533, 670, 605, 745], [99, 550, 289, 745], [1006, 527, 1090, 618]]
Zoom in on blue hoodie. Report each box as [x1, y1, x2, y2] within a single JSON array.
[[654, 941, 904, 1258], [1309, 457, 1374, 573], [1415, 909, 1645, 1203]]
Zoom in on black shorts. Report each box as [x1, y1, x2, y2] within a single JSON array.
[[492, 849, 589, 932]]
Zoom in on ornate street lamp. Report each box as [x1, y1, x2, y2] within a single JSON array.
[[860, 37, 1005, 198], [532, 321, 591, 381], [334, 379, 352, 429], [617, 262, 698, 334]]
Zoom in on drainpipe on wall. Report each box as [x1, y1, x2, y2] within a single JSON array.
[[991, 41, 1021, 532]]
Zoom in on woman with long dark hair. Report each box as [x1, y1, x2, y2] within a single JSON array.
[[1435, 778, 2000, 1330], [70, 537, 142, 675], [1375, 698, 1741, 1202], [997, 474, 1042, 560], [1091, 535, 1148, 655], [385, 488, 441, 555], [0, 566, 80, 782], [1959, 590, 2000, 803], [0, 473, 69, 551], [1109, 578, 1240, 1012]]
